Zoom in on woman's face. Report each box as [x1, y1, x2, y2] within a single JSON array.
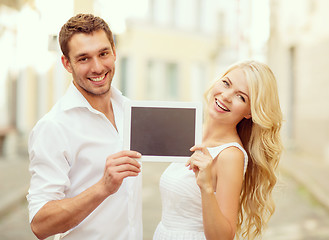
[[207, 68, 251, 126]]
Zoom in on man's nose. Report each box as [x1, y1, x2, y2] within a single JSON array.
[[91, 58, 103, 73]]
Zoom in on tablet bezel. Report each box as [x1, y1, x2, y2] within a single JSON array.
[[123, 100, 203, 162]]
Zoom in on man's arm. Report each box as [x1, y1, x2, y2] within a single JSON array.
[[30, 150, 141, 239]]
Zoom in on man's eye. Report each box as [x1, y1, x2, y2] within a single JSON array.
[[100, 52, 108, 57], [79, 57, 88, 62]]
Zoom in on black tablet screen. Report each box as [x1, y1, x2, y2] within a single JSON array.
[[130, 107, 196, 156]]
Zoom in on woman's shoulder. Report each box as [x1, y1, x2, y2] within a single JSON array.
[[218, 145, 245, 163], [208, 142, 248, 175], [207, 142, 246, 159]]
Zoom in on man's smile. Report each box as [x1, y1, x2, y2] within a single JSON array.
[[89, 73, 107, 82]]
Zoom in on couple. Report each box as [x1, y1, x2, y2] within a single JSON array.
[[27, 14, 283, 240]]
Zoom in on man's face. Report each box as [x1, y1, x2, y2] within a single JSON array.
[[62, 30, 116, 98]]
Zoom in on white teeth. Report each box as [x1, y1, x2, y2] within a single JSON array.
[[216, 99, 229, 111], [90, 75, 104, 82]]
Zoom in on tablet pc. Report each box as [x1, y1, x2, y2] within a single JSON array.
[[123, 100, 203, 162]]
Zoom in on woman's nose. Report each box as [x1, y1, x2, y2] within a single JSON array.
[[221, 90, 233, 102]]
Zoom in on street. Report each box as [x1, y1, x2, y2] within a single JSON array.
[[263, 173, 329, 240], [0, 162, 329, 240]]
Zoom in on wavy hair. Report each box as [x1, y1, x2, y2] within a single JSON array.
[[205, 60, 283, 239]]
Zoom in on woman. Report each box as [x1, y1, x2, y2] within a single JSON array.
[[153, 60, 283, 239]]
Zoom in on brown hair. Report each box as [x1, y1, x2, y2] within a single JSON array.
[[59, 13, 115, 58]]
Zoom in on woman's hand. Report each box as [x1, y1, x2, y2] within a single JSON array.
[[186, 145, 214, 192]]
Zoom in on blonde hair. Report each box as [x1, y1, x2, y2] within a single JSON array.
[[205, 60, 283, 239]]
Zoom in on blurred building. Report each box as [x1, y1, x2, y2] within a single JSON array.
[[112, 0, 270, 103], [0, 0, 231, 155], [268, 0, 329, 161], [0, 0, 85, 155], [113, 0, 219, 102], [0, 0, 273, 156]]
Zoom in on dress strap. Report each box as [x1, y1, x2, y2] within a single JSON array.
[[207, 142, 248, 175]]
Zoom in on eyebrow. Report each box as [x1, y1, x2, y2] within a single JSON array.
[[73, 47, 112, 59], [74, 52, 88, 60], [225, 77, 250, 100]]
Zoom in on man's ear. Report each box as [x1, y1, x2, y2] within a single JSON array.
[[112, 45, 117, 61], [61, 55, 73, 73]]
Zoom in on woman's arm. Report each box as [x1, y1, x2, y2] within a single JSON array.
[[187, 146, 245, 240]]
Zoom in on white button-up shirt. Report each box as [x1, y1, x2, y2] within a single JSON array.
[[27, 83, 142, 240]]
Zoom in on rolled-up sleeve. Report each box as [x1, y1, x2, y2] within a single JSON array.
[[27, 119, 71, 223]]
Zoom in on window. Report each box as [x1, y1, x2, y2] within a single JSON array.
[[146, 60, 179, 100], [166, 63, 179, 100], [190, 63, 206, 101], [119, 57, 128, 96]]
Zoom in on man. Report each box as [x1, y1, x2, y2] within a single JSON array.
[[27, 14, 142, 240]]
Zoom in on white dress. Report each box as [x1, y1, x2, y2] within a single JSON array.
[[153, 142, 248, 240]]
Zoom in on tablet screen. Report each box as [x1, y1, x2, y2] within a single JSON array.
[[123, 101, 202, 162]]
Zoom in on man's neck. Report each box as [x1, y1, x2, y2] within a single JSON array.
[[75, 84, 118, 131], [89, 93, 118, 131]]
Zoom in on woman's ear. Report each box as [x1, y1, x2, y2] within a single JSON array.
[[244, 113, 252, 119], [61, 55, 73, 73]]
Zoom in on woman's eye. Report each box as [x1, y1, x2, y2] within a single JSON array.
[[222, 80, 229, 86], [238, 95, 246, 102]]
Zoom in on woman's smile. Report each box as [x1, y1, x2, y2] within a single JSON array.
[[215, 98, 230, 112]]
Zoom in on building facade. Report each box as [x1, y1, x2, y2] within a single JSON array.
[[268, 0, 329, 160]]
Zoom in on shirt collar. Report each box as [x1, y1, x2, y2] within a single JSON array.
[[62, 82, 126, 112]]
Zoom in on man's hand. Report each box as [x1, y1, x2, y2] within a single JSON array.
[[100, 150, 142, 195]]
